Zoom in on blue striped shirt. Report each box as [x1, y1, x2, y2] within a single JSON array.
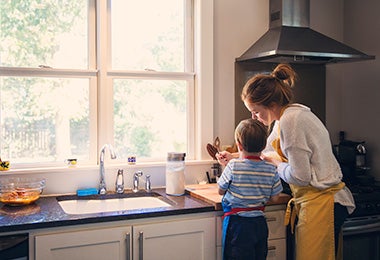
[[217, 158, 283, 217]]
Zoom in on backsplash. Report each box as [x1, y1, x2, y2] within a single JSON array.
[[3, 161, 214, 195]]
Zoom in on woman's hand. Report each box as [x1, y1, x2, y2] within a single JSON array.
[[216, 151, 235, 166]]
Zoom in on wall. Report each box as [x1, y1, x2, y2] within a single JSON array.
[[213, 0, 340, 144], [7, 162, 214, 195], [325, 0, 380, 179], [214, 0, 380, 180], [213, 0, 268, 148], [342, 0, 380, 179]]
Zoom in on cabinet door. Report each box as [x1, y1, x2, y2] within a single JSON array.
[[133, 217, 216, 260], [266, 210, 286, 240], [35, 226, 132, 260]]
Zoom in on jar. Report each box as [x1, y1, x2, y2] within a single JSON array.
[[165, 152, 186, 196]]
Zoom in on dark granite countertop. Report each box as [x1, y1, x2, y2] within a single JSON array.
[[0, 188, 215, 234]]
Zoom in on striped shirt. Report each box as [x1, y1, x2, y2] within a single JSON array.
[[217, 158, 283, 217]]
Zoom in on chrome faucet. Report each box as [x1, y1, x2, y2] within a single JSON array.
[[133, 171, 143, 192], [115, 169, 124, 194], [99, 144, 117, 194], [145, 174, 152, 192]]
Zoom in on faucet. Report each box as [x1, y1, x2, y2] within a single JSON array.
[[99, 144, 117, 194], [133, 171, 143, 192], [115, 169, 124, 194], [145, 174, 152, 192]]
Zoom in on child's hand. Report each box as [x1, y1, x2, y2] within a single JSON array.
[[216, 151, 232, 166]]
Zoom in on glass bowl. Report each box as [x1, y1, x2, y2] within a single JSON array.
[[0, 177, 46, 206]]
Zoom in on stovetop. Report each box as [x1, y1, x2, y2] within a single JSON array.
[[350, 185, 380, 197], [347, 183, 380, 217]]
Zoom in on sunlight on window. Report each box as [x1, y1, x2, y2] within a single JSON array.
[[0, 0, 88, 69], [0, 77, 90, 163], [111, 0, 184, 71], [114, 79, 187, 160], [0, 0, 194, 167]]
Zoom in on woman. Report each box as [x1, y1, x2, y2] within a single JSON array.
[[217, 64, 355, 260]]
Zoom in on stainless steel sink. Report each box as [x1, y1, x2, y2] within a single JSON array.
[[56, 191, 173, 215]]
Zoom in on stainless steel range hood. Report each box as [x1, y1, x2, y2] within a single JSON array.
[[236, 0, 375, 64]]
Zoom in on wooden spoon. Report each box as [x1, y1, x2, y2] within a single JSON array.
[[213, 137, 221, 151], [206, 143, 219, 160]]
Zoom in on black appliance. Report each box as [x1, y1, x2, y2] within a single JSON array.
[[337, 136, 372, 187], [335, 131, 380, 217], [335, 132, 380, 260], [342, 186, 380, 260], [0, 233, 28, 260]]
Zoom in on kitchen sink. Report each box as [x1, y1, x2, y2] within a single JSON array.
[[56, 191, 173, 215]]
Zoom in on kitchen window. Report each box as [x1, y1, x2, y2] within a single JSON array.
[[0, 0, 213, 169]]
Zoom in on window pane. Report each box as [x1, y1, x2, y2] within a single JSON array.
[[111, 0, 185, 72], [0, 0, 88, 69], [114, 79, 187, 160], [0, 77, 90, 163]]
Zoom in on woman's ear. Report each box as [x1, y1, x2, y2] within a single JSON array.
[[268, 101, 278, 110]]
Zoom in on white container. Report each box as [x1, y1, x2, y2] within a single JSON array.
[[165, 152, 186, 196]]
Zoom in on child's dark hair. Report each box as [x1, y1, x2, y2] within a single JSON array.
[[235, 119, 267, 153]]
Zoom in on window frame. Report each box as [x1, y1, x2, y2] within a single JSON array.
[[0, 0, 214, 172]]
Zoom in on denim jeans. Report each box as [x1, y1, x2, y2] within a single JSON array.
[[224, 215, 268, 260]]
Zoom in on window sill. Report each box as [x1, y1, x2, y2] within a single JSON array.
[[1, 159, 216, 176]]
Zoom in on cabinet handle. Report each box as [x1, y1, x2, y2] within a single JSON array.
[[126, 233, 131, 260], [266, 217, 277, 222], [268, 245, 277, 251], [138, 231, 144, 260]]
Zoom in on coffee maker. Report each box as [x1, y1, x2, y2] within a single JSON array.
[[336, 131, 371, 186]]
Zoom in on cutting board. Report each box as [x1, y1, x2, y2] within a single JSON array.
[[185, 183, 222, 210], [185, 183, 291, 211]]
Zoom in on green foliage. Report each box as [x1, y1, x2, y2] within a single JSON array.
[[1, 0, 188, 163], [0, 1, 87, 161], [0, 0, 83, 66]]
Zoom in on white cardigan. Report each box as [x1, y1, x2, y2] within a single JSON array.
[[264, 104, 355, 213]]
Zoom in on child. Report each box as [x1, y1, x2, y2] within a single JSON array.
[[217, 118, 283, 260]]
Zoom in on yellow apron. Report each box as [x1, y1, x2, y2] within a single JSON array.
[[272, 119, 344, 260]]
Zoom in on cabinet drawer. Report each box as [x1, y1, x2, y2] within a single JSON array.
[[267, 238, 286, 260], [266, 210, 286, 240]]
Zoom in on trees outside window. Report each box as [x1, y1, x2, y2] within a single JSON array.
[[0, 0, 193, 167]]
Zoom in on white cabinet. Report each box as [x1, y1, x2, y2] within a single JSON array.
[[35, 226, 132, 260], [216, 208, 286, 260], [33, 215, 215, 260], [133, 217, 215, 260]]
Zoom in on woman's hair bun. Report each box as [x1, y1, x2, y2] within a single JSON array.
[[272, 63, 297, 87]]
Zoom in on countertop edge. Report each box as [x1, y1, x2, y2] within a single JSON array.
[[0, 188, 214, 233], [0, 187, 291, 234]]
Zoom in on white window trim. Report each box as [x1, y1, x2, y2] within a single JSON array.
[[0, 0, 214, 174], [194, 0, 214, 160], [97, 0, 214, 162]]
